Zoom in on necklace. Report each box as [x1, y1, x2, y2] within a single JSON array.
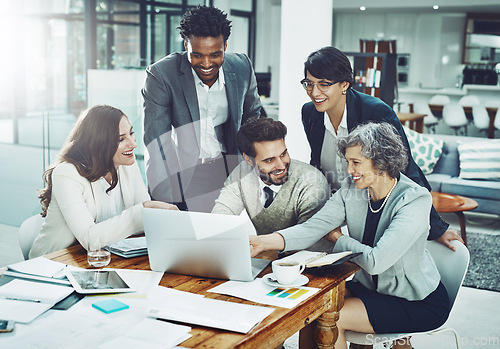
[[367, 177, 398, 214]]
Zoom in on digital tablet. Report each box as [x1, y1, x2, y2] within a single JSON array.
[[65, 269, 134, 294]]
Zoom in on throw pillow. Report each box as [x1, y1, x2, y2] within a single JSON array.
[[457, 140, 500, 180], [403, 127, 444, 175]]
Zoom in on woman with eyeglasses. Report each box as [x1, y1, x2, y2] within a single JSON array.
[[30, 105, 178, 258], [300, 46, 461, 250]]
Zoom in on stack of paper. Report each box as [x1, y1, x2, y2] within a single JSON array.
[[109, 237, 147, 258], [0, 279, 74, 323], [147, 286, 274, 333], [5, 257, 74, 285]]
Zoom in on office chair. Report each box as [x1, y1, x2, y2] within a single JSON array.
[[459, 96, 480, 123], [18, 214, 45, 260], [428, 95, 451, 120], [471, 105, 490, 136], [346, 240, 470, 349], [429, 94, 451, 105], [413, 101, 439, 133], [443, 103, 468, 136]]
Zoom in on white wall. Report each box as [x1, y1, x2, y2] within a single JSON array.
[[278, 0, 334, 162], [333, 12, 467, 89]]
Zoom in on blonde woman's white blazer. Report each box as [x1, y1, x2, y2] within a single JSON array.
[[29, 161, 150, 258]]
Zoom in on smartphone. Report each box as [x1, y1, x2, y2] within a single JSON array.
[[0, 320, 14, 333]]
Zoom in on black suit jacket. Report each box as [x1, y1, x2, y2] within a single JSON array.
[[301, 88, 449, 240]]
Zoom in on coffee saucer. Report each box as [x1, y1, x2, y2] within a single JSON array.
[[262, 273, 309, 287]]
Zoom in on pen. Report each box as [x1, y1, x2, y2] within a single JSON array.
[[5, 297, 41, 303], [52, 264, 69, 278]]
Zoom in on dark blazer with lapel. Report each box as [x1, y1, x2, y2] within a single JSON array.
[[301, 88, 449, 239], [142, 51, 262, 203]]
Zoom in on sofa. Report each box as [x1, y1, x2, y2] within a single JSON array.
[[422, 134, 500, 216]]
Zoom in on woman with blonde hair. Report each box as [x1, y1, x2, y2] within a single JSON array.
[[30, 105, 177, 258]]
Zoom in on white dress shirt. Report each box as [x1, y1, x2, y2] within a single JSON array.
[[320, 104, 349, 192], [192, 66, 229, 159], [258, 178, 282, 207], [96, 177, 125, 223]]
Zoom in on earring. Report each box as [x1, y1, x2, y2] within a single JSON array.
[[342, 90, 347, 95]]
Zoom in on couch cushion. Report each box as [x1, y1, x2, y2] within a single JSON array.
[[403, 127, 444, 175], [457, 140, 500, 180], [441, 177, 500, 201], [425, 173, 452, 192]]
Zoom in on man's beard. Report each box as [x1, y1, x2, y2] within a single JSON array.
[[258, 162, 289, 185]]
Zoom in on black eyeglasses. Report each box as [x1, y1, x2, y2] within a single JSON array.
[[300, 79, 340, 92]]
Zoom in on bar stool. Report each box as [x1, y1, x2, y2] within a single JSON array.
[[459, 95, 480, 123], [413, 101, 438, 133], [471, 105, 490, 136], [484, 100, 500, 138], [443, 103, 468, 136], [429, 94, 450, 120], [494, 108, 500, 136]]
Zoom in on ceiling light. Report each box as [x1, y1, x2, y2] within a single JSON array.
[[360, 6, 366, 11], [433, 5, 439, 10]]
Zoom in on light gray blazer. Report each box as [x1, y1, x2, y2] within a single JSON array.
[[142, 52, 262, 203], [279, 174, 440, 301]]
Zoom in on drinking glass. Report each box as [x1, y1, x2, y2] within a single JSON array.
[[87, 238, 111, 268]]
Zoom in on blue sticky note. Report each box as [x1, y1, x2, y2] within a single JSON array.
[[92, 299, 129, 314]]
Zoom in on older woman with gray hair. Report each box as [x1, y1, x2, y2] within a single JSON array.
[[250, 122, 452, 349]]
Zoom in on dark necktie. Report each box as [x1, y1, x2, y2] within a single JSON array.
[[263, 186, 274, 208]]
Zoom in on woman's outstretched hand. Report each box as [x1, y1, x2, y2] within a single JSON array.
[[249, 233, 285, 257], [143, 201, 179, 210]]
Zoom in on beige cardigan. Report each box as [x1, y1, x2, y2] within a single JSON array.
[[29, 161, 150, 258]]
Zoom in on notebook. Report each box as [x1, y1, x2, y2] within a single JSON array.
[[142, 208, 270, 282]]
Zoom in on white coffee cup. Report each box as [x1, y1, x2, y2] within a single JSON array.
[[272, 260, 305, 285]]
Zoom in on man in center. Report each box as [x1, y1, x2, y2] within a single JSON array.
[[212, 117, 333, 252]]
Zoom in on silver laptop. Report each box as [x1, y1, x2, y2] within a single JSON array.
[[142, 208, 270, 282]]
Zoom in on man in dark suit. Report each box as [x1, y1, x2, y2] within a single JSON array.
[[142, 5, 262, 212]]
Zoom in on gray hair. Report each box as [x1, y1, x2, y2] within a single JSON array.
[[338, 122, 408, 178]]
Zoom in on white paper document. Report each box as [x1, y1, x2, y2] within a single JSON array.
[[0, 279, 74, 323], [8, 256, 68, 278], [0, 299, 53, 324], [96, 318, 192, 349], [147, 285, 273, 333], [208, 278, 320, 309]]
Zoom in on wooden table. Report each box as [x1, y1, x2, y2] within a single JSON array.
[[430, 192, 478, 246], [396, 112, 426, 133], [38, 245, 359, 348]]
